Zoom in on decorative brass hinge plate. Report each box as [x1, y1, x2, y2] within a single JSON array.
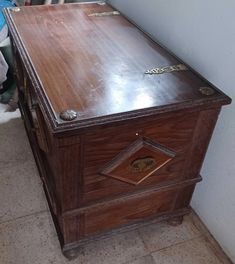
[[88, 11, 120, 17], [145, 64, 188, 75]]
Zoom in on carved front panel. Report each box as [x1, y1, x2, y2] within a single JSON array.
[[82, 112, 199, 204], [101, 137, 175, 185]]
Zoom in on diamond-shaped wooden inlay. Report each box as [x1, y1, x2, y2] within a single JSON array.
[[100, 137, 176, 185]]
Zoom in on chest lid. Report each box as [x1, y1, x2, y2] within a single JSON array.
[[5, 2, 231, 132]]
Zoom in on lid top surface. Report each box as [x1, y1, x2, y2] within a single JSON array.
[[8, 3, 229, 127]]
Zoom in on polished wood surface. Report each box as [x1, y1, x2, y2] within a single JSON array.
[[84, 188, 176, 236], [82, 111, 198, 204], [5, 1, 231, 259], [5, 3, 230, 131]]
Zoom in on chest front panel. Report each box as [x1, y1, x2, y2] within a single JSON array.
[[81, 112, 198, 204]]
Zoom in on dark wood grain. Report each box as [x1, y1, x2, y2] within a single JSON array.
[[84, 188, 176, 236], [82, 111, 198, 204], [4, 3, 231, 132], [61, 179, 200, 244], [182, 108, 221, 179], [5, 1, 231, 259]]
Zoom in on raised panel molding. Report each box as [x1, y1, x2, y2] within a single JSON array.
[[100, 137, 176, 185]]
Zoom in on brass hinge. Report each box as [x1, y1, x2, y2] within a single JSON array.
[[145, 64, 188, 75], [88, 11, 120, 17]]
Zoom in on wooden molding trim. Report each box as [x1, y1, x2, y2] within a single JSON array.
[[62, 176, 201, 217]]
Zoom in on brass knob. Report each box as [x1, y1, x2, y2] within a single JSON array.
[[199, 87, 215, 96], [60, 110, 77, 121]]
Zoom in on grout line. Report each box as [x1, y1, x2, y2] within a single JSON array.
[[0, 209, 49, 226], [136, 211, 232, 264], [200, 237, 226, 264], [122, 254, 156, 264], [136, 213, 203, 254], [190, 210, 233, 264], [147, 235, 204, 255], [120, 229, 157, 264], [137, 228, 149, 253]]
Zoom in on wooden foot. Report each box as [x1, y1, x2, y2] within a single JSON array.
[[63, 248, 79, 260], [167, 216, 184, 226]]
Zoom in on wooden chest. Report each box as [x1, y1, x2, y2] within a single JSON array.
[[5, 2, 231, 259]]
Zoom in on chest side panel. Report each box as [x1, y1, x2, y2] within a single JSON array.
[[82, 111, 198, 204]]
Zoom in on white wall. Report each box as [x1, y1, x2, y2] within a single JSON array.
[[108, 0, 235, 261]]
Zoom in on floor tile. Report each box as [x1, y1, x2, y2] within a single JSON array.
[[138, 215, 201, 252], [0, 211, 148, 264], [0, 105, 21, 124], [0, 212, 65, 264], [151, 237, 222, 264], [125, 254, 156, 264], [0, 117, 33, 167], [189, 212, 233, 264], [0, 159, 48, 223], [72, 230, 148, 264], [0, 105, 231, 264]]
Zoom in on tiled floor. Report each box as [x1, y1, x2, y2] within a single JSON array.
[[0, 104, 232, 264]]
